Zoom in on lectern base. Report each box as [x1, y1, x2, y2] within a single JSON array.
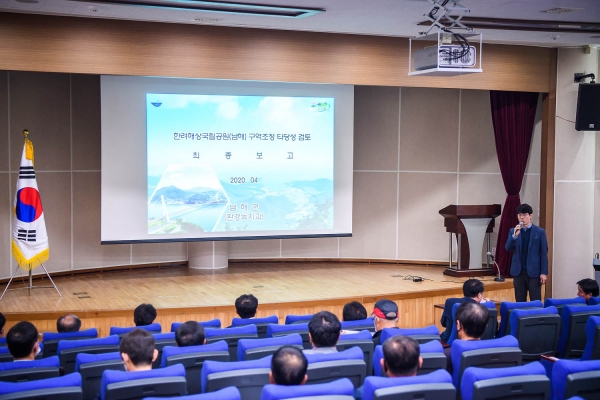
[[443, 268, 496, 278]]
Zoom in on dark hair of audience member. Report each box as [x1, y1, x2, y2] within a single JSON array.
[[456, 302, 489, 339], [271, 346, 308, 385], [175, 321, 205, 347], [120, 329, 156, 366], [0, 312, 6, 335], [516, 203, 533, 215], [577, 278, 600, 297], [133, 303, 157, 326], [462, 279, 484, 298], [342, 301, 368, 321], [7, 321, 38, 359], [382, 336, 420, 376], [235, 294, 258, 319], [57, 314, 82, 333], [308, 311, 341, 347]]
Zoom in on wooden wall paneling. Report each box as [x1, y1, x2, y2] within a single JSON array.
[[0, 13, 551, 92]]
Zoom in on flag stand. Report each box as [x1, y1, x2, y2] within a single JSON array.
[[0, 263, 62, 300]]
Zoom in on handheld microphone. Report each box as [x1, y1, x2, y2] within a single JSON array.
[[519, 221, 524, 227], [487, 251, 505, 282]]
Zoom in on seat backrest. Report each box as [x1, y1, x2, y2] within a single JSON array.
[[260, 378, 354, 400], [498, 301, 543, 338], [164, 341, 230, 395], [0, 356, 60, 383], [581, 316, 600, 361], [305, 347, 366, 388], [451, 335, 521, 388], [372, 340, 444, 378], [0, 338, 6, 347], [76, 352, 126, 400], [552, 359, 600, 400], [152, 333, 176, 369], [58, 335, 121, 374], [101, 363, 186, 400], [337, 331, 375, 376], [558, 304, 600, 358], [231, 316, 279, 338], [285, 314, 314, 325], [460, 361, 549, 400], [145, 387, 242, 400], [238, 333, 303, 361], [0, 372, 82, 400], [42, 328, 99, 358], [448, 302, 497, 345], [205, 325, 259, 361], [589, 297, 600, 306], [109, 323, 162, 337], [544, 298, 586, 316], [170, 319, 222, 332], [267, 323, 310, 349], [380, 326, 440, 344], [202, 356, 272, 400], [340, 319, 375, 333], [361, 369, 453, 400], [509, 306, 561, 361]]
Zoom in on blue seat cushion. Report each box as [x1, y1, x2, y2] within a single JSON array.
[[304, 346, 363, 364], [75, 351, 122, 372], [362, 369, 452, 400], [0, 356, 59, 371], [231, 315, 278, 327], [145, 386, 241, 400], [380, 325, 439, 343], [266, 323, 308, 338], [109, 323, 162, 335], [160, 340, 229, 367], [57, 335, 120, 354], [100, 363, 185, 400], [0, 372, 82, 395], [544, 297, 586, 308], [285, 314, 313, 325], [201, 355, 272, 393], [43, 328, 98, 342], [205, 324, 258, 338], [170, 319, 221, 332], [341, 318, 374, 330], [261, 377, 354, 400], [238, 333, 302, 360]]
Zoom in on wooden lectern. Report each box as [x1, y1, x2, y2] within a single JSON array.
[[439, 204, 502, 277]]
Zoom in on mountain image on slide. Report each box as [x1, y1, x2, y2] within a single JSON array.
[[149, 185, 228, 205]]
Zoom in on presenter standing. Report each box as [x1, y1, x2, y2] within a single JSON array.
[[505, 204, 548, 302]]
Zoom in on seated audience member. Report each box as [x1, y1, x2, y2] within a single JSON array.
[[175, 321, 206, 347], [56, 314, 82, 333], [7, 321, 40, 361], [372, 299, 399, 345], [443, 302, 490, 372], [133, 303, 157, 327], [120, 329, 158, 371], [440, 278, 490, 343], [577, 278, 599, 304], [0, 312, 6, 337], [235, 294, 258, 319], [304, 311, 341, 354], [355, 335, 423, 399], [342, 301, 368, 321], [270, 345, 308, 385]]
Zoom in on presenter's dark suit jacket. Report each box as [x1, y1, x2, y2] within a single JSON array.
[[440, 296, 478, 342], [504, 224, 548, 278]]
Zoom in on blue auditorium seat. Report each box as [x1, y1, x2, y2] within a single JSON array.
[[0, 356, 60, 382], [556, 304, 600, 358], [152, 332, 176, 369], [544, 297, 586, 314], [380, 325, 440, 344], [100, 363, 186, 400], [261, 378, 355, 400], [0, 338, 6, 347], [109, 323, 162, 336], [161, 340, 229, 395], [337, 330, 375, 376], [497, 300, 543, 338], [581, 316, 600, 361], [285, 314, 313, 325], [509, 306, 561, 361], [361, 369, 454, 400], [305, 346, 366, 388], [372, 340, 445, 377], [461, 361, 550, 400], [266, 323, 310, 349], [144, 386, 241, 400], [58, 335, 120, 374], [0, 372, 82, 400], [231, 315, 279, 338], [238, 333, 303, 361], [42, 328, 98, 358], [75, 352, 125, 400], [201, 355, 272, 399], [448, 301, 497, 345], [341, 318, 375, 333], [205, 325, 258, 361], [589, 297, 600, 306], [170, 319, 222, 332], [551, 359, 600, 400]]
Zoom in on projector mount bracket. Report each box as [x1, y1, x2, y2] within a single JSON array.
[[420, 0, 473, 36], [574, 73, 596, 83]]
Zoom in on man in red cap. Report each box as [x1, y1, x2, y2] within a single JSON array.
[[372, 299, 399, 345]]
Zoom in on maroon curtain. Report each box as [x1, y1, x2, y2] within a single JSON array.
[[490, 91, 539, 276]]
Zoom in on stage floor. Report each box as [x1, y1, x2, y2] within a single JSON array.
[[0, 261, 512, 314]]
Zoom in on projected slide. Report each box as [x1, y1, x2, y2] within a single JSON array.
[[147, 94, 334, 235]]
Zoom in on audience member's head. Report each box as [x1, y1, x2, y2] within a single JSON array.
[[56, 314, 81, 333], [577, 278, 599, 303], [455, 302, 489, 341], [0, 312, 6, 337], [235, 294, 258, 319], [7, 321, 39, 360], [133, 303, 157, 326], [308, 311, 341, 349], [462, 279, 485, 302], [119, 329, 158, 371], [372, 299, 399, 332], [175, 321, 205, 347], [342, 301, 368, 321], [270, 346, 308, 385], [381, 336, 422, 377]]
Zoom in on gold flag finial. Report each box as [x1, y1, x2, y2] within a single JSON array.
[[23, 129, 34, 164], [23, 129, 29, 138]]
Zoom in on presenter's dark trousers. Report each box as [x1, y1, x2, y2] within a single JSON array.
[[513, 270, 542, 302]]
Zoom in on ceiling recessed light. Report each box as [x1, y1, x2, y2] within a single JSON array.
[[542, 7, 577, 14], [14, 0, 39, 3], [194, 18, 223, 22]]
